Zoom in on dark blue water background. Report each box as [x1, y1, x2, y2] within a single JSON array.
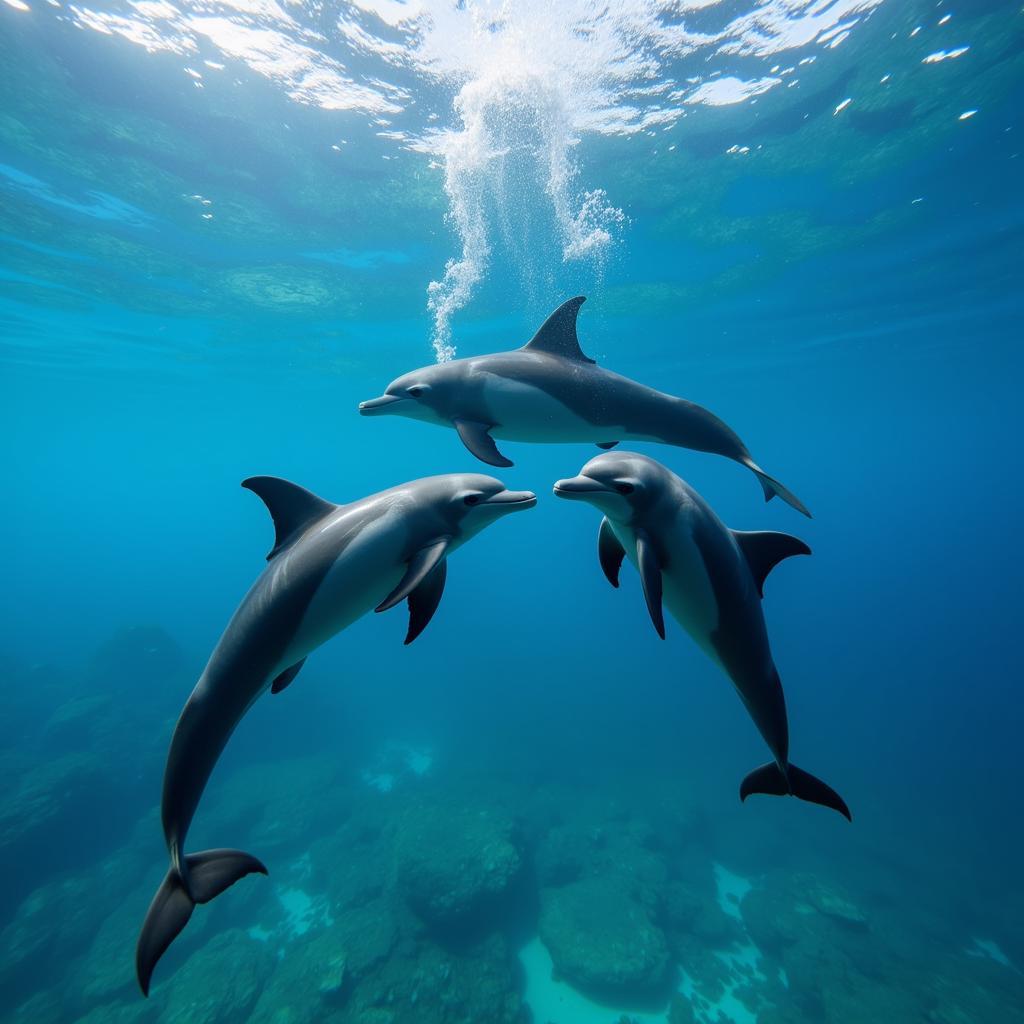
[[2, 1, 1023, 1020]]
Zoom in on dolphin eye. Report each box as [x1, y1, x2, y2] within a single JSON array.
[[615, 483, 635, 495], [407, 386, 426, 397], [463, 493, 482, 506]]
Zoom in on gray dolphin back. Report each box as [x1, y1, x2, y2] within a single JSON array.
[[517, 299, 810, 516]]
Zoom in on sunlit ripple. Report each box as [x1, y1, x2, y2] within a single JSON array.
[[56, 0, 888, 359]]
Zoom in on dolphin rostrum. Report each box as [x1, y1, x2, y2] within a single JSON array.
[[135, 473, 536, 995], [360, 296, 809, 517], [553, 451, 848, 819]]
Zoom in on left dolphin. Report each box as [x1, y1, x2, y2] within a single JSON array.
[[135, 473, 536, 996]]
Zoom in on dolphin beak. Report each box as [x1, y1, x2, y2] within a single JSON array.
[[359, 394, 404, 415], [484, 489, 538, 511], [553, 475, 606, 500]]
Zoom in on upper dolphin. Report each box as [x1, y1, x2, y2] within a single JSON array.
[[360, 296, 810, 517], [135, 473, 536, 996], [554, 451, 848, 820]]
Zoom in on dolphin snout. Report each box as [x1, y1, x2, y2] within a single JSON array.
[[553, 475, 606, 499], [359, 394, 403, 415], [486, 489, 537, 510]]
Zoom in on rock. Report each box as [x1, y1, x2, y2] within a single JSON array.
[[247, 929, 351, 1024], [532, 809, 670, 918], [396, 802, 521, 930], [41, 693, 116, 746], [341, 932, 524, 1024], [328, 898, 398, 981], [72, 1002, 158, 1024], [157, 929, 274, 1024], [0, 751, 107, 852], [539, 877, 669, 996], [667, 993, 699, 1024], [87, 625, 184, 691], [0, 657, 70, 747], [796, 874, 868, 927], [664, 878, 741, 952], [0, 867, 107, 1002], [533, 823, 586, 887], [6, 989, 64, 1024]]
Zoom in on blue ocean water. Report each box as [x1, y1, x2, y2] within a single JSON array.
[[2, 1, 1023, 1022]]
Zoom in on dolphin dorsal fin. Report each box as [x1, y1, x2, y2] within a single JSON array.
[[521, 296, 595, 364], [242, 476, 337, 560], [731, 530, 811, 598]]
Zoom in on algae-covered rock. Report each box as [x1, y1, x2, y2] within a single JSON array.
[[72, 1001, 158, 1024], [740, 871, 921, 1023], [328, 897, 399, 981], [796, 874, 868, 927], [539, 876, 669, 996], [0, 867, 111, 1000], [0, 751, 107, 851], [396, 802, 521, 929], [742, 871, 869, 960], [533, 822, 586, 887], [6, 989, 65, 1024], [341, 932, 524, 1024], [664, 878, 742, 951], [531, 799, 670, 913], [922, 950, 1024, 1023], [667, 993, 699, 1024], [87, 624, 184, 691], [157, 929, 274, 1024], [247, 928, 351, 1024], [200, 754, 350, 862]]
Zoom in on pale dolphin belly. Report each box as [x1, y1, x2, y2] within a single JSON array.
[[609, 517, 721, 664], [280, 511, 409, 667], [481, 374, 625, 442]]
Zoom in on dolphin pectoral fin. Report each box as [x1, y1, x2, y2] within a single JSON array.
[[242, 476, 338, 559], [635, 530, 665, 639], [271, 658, 306, 694], [136, 849, 267, 996], [521, 296, 596, 364], [740, 762, 851, 821], [598, 517, 625, 588], [405, 558, 447, 645], [453, 419, 513, 468], [376, 537, 451, 614], [731, 530, 811, 598], [741, 460, 812, 519], [596, 441, 619, 450]]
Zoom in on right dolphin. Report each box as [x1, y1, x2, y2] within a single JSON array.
[[360, 296, 810, 517], [554, 451, 849, 820], [135, 472, 536, 996]]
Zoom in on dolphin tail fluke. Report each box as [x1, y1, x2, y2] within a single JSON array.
[[136, 849, 267, 996], [743, 460, 812, 519], [740, 762, 851, 821]]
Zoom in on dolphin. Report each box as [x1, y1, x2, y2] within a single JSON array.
[[553, 451, 849, 820], [359, 296, 809, 517], [135, 473, 536, 995]]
